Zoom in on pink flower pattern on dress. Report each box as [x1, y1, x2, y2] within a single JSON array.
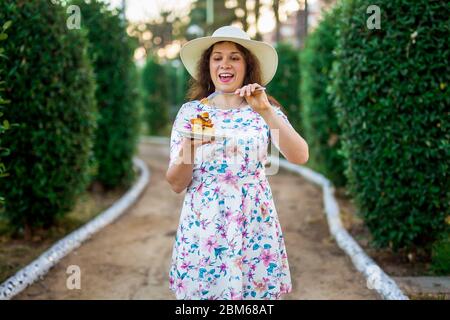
[[169, 100, 293, 300], [218, 169, 239, 190], [202, 235, 219, 253], [260, 249, 277, 267]]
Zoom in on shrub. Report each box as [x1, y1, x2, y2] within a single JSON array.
[[164, 60, 180, 112], [177, 63, 192, 118], [0, 0, 97, 229], [431, 233, 450, 275], [266, 42, 303, 132], [0, 20, 14, 206], [330, 0, 449, 249], [72, 0, 141, 189], [141, 55, 170, 135], [164, 59, 191, 120], [300, 7, 346, 186]]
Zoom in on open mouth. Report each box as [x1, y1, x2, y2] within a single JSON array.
[[218, 73, 234, 83]]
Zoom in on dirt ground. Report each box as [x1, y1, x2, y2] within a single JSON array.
[[14, 141, 379, 300]]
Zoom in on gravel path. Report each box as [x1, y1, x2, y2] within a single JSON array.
[[15, 141, 379, 300]]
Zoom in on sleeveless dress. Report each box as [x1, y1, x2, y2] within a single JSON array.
[[168, 99, 293, 300]]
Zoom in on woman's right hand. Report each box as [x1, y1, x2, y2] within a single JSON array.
[[167, 137, 215, 193]]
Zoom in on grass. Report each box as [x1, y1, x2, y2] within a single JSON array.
[[410, 293, 450, 300]]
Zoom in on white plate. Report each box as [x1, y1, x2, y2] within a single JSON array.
[[175, 128, 229, 141]]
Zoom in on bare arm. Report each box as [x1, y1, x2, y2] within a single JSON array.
[[260, 106, 309, 165], [165, 138, 212, 193], [235, 83, 309, 165]]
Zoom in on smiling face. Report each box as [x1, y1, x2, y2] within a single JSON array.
[[209, 41, 246, 93]]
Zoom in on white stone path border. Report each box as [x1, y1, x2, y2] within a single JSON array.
[[0, 157, 150, 300], [276, 157, 409, 300]]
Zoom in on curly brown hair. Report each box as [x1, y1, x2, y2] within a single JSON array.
[[186, 41, 282, 109]]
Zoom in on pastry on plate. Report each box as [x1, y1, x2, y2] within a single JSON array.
[[190, 111, 215, 136]]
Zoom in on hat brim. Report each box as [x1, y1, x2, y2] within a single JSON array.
[[180, 36, 278, 86]]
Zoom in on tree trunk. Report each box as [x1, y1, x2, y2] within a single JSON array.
[[239, 0, 249, 31], [296, 0, 308, 48], [254, 0, 262, 40], [273, 0, 281, 43], [304, 0, 308, 38]]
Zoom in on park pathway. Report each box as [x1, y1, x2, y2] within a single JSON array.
[[15, 140, 379, 300]]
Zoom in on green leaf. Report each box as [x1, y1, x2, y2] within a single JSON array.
[[0, 33, 7, 41], [2, 21, 12, 30]]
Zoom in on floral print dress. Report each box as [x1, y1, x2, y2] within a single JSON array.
[[168, 99, 293, 300]]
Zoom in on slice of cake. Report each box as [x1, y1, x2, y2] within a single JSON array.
[[190, 111, 215, 136]]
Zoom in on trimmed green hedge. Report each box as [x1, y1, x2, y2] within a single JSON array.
[[164, 59, 191, 119], [164, 60, 180, 111], [141, 55, 170, 135], [300, 7, 346, 186], [431, 233, 450, 275], [266, 42, 303, 132], [330, 0, 449, 250], [72, 0, 141, 189], [0, 1, 97, 229], [0, 20, 13, 206]]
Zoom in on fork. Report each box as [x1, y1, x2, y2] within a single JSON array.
[[207, 87, 266, 101]]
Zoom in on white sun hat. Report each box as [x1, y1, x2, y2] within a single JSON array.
[[180, 25, 278, 86]]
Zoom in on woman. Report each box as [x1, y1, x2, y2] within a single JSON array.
[[166, 26, 309, 300]]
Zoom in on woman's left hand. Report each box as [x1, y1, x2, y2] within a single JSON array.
[[235, 83, 271, 114]]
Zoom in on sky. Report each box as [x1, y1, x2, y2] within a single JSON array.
[[106, 0, 321, 61], [107, 0, 314, 34]]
